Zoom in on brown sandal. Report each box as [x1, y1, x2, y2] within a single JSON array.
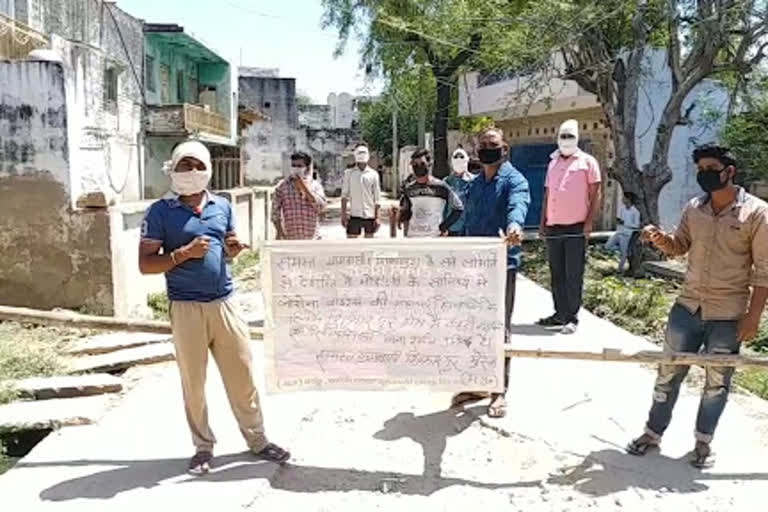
[[255, 442, 291, 464], [451, 392, 488, 408]]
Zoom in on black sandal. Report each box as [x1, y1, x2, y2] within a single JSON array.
[[690, 442, 714, 469], [536, 315, 565, 327], [255, 442, 291, 464], [626, 434, 659, 456]]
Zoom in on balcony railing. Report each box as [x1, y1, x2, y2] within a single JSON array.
[[146, 103, 231, 140], [0, 12, 49, 59]]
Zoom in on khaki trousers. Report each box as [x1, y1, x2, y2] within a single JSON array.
[[170, 298, 267, 453]]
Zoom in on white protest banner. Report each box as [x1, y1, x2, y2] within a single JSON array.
[[261, 238, 506, 393]]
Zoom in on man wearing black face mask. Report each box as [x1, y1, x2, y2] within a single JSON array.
[[627, 145, 768, 468], [452, 127, 530, 418], [398, 149, 463, 237]]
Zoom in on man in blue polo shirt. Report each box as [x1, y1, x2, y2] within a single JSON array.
[[139, 141, 289, 475], [451, 127, 530, 419]]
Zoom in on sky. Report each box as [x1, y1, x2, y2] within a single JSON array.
[[117, 0, 380, 103]]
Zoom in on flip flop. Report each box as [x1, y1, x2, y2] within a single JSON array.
[[255, 442, 291, 464], [690, 444, 714, 469], [626, 435, 659, 456], [451, 392, 488, 408]]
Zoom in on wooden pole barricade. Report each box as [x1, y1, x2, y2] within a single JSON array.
[[2, 305, 767, 369], [0, 305, 264, 339]]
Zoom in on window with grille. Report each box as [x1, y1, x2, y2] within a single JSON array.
[[104, 67, 118, 102], [146, 55, 156, 93]]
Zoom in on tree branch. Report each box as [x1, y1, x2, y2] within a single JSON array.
[[667, 0, 683, 90], [438, 33, 482, 77], [403, 32, 438, 68]]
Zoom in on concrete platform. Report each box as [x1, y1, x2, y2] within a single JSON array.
[[1, 277, 767, 511]]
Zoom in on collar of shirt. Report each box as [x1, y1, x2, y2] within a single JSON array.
[[698, 186, 747, 215], [162, 190, 215, 209], [549, 148, 585, 160]]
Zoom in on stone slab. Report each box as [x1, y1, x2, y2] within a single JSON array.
[[66, 332, 172, 356], [0, 395, 110, 431], [67, 343, 175, 374], [7, 375, 123, 401], [643, 260, 686, 280]]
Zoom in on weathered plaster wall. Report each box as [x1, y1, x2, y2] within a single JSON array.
[[0, 61, 113, 311], [109, 200, 164, 318], [299, 104, 332, 130], [303, 127, 357, 196], [45, 0, 144, 204]]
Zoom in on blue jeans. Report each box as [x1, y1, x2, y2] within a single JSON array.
[[645, 304, 740, 443]]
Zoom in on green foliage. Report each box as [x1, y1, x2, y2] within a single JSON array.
[[458, 115, 495, 135], [583, 276, 671, 338], [722, 96, 768, 183], [0, 322, 76, 405], [147, 292, 170, 321], [359, 70, 436, 158], [296, 90, 314, 107], [232, 249, 261, 279]]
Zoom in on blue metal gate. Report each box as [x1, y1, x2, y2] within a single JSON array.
[[508, 143, 557, 228]]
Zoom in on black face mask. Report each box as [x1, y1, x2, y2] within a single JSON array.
[[478, 148, 504, 165], [412, 165, 429, 178], [697, 169, 729, 193]]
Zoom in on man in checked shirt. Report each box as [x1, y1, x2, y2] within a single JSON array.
[[272, 152, 327, 239]]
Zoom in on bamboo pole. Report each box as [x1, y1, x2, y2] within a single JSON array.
[[0, 305, 264, 340], [504, 347, 768, 369], [2, 305, 767, 368]]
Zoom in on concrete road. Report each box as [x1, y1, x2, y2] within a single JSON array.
[[2, 226, 768, 511]]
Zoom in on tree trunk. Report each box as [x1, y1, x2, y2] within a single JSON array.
[[433, 76, 451, 178]]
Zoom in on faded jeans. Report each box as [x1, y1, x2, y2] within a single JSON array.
[[645, 303, 740, 443], [605, 232, 631, 272]]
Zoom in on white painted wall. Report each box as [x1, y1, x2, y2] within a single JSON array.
[[50, 34, 144, 205]]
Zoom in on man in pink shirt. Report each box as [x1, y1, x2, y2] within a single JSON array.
[[538, 119, 602, 334]]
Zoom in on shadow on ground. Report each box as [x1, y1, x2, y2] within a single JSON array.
[[547, 447, 768, 496], [30, 406, 535, 501]]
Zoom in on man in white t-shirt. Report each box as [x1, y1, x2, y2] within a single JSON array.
[[341, 143, 382, 239], [605, 191, 641, 273]]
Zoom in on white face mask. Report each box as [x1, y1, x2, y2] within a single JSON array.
[[170, 170, 212, 196], [558, 139, 579, 157], [291, 166, 308, 178], [354, 149, 370, 164], [451, 157, 468, 174]]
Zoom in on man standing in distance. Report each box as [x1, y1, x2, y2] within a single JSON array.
[[272, 151, 327, 240], [627, 145, 768, 468], [538, 119, 602, 334], [342, 143, 381, 239], [444, 148, 475, 237], [139, 141, 290, 475], [398, 149, 464, 238], [452, 127, 530, 418]]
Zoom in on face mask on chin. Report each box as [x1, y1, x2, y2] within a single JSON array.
[[478, 148, 504, 165], [697, 169, 729, 193], [170, 170, 211, 196]]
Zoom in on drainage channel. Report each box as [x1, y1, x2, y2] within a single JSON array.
[[1, 428, 52, 474]]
